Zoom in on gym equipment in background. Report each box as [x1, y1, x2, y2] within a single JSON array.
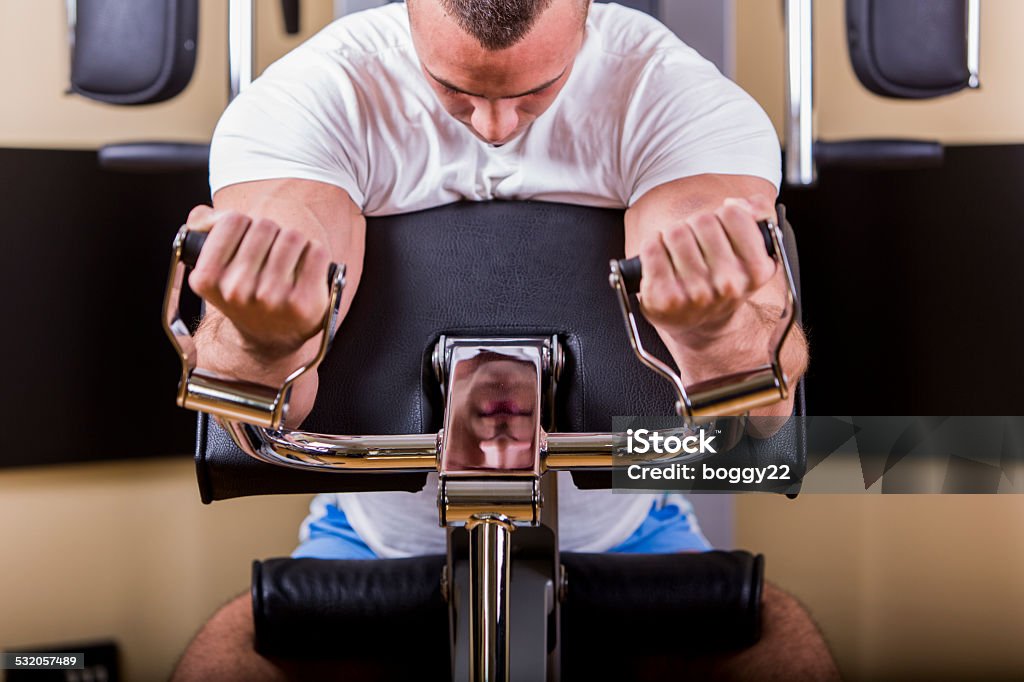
[[65, 0, 300, 172], [784, 0, 980, 186]]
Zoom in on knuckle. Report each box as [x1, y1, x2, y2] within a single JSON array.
[[187, 205, 212, 224], [663, 225, 690, 248], [688, 283, 714, 308], [187, 269, 214, 294], [219, 277, 252, 306], [752, 259, 777, 286], [649, 286, 683, 313], [255, 282, 287, 308], [307, 240, 329, 261], [713, 275, 745, 299], [691, 212, 720, 232], [640, 237, 661, 260], [219, 210, 245, 225], [249, 218, 278, 238], [716, 203, 745, 224], [277, 228, 306, 251]]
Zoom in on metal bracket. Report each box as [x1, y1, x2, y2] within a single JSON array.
[[161, 225, 346, 430], [608, 221, 798, 421]]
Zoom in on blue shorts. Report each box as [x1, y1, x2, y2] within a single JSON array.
[[293, 493, 711, 559]]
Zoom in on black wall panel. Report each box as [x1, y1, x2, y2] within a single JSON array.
[[780, 144, 1024, 415], [0, 147, 207, 468]]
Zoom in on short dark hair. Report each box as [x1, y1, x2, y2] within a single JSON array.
[[422, 0, 587, 51]]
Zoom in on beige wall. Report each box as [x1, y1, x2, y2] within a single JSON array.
[[736, 495, 1024, 681], [0, 0, 335, 150], [736, 0, 1024, 144], [0, 458, 311, 681]]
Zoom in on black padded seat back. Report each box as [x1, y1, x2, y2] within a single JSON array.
[[196, 201, 805, 501], [846, 0, 973, 99], [70, 0, 199, 105]]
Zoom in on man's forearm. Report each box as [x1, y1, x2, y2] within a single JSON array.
[[195, 310, 320, 428]]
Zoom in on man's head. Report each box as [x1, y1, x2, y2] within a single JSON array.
[[408, 0, 591, 145]]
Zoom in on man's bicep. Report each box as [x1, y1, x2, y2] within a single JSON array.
[[212, 178, 365, 262], [623, 173, 777, 257]]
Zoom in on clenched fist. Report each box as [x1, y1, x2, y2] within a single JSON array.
[[638, 195, 778, 344], [185, 205, 332, 360]]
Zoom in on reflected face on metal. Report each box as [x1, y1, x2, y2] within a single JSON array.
[[442, 349, 541, 472]]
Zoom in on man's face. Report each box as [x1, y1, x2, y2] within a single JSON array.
[[408, 0, 588, 146]]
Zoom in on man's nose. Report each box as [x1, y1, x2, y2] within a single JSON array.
[[470, 99, 519, 144]]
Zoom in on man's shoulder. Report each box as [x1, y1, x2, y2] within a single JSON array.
[[588, 2, 683, 59], [294, 2, 413, 62], [253, 2, 419, 99]]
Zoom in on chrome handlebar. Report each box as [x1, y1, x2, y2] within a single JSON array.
[[218, 421, 623, 476]]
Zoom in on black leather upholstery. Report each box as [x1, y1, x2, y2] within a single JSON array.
[[560, 551, 764, 656], [71, 0, 198, 105], [252, 556, 450, 662], [846, 0, 971, 99], [252, 550, 762, 664], [195, 201, 806, 501]]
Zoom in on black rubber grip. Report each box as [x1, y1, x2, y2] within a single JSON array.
[[98, 142, 209, 173], [617, 219, 775, 294], [181, 230, 207, 269], [814, 139, 944, 169]]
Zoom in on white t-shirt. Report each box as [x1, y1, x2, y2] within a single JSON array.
[[209, 2, 781, 558]]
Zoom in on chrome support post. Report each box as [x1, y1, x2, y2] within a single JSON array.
[[468, 514, 514, 682], [784, 0, 815, 186], [437, 338, 552, 681], [966, 0, 981, 89], [228, 0, 255, 100]]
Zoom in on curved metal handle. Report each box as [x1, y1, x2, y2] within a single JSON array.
[[608, 218, 798, 421], [161, 225, 346, 429]]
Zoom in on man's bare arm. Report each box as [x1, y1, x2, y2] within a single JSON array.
[[624, 174, 808, 425], [187, 178, 366, 427]]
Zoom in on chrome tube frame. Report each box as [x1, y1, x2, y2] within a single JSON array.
[[966, 0, 981, 89], [228, 0, 255, 100], [468, 515, 514, 682], [784, 0, 815, 187]]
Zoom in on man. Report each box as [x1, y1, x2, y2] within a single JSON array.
[[172, 0, 838, 679]]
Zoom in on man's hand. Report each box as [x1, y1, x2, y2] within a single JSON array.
[[185, 204, 333, 362], [625, 175, 806, 424], [637, 195, 778, 348]]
